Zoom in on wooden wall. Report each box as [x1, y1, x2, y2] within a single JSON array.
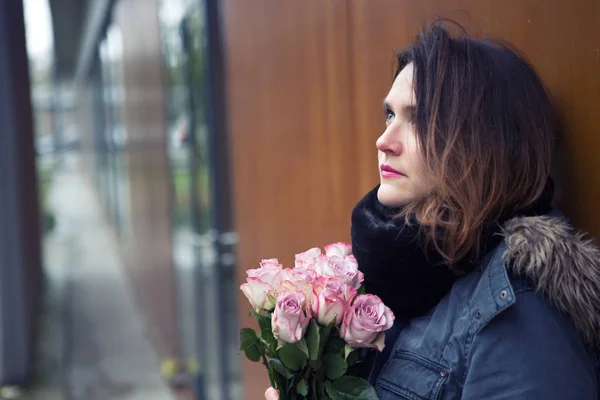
[[223, 2, 366, 395], [223, 1, 600, 398]]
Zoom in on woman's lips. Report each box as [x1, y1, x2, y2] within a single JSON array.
[[380, 164, 406, 178]]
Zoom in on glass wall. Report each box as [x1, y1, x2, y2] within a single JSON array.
[[159, 0, 239, 398], [95, 24, 131, 241], [76, 1, 239, 398], [83, 0, 183, 376]]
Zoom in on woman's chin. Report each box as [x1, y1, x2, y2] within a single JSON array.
[[377, 184, 409, 207]]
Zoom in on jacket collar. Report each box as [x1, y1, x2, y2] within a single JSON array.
[[469, 214, 600, 350]]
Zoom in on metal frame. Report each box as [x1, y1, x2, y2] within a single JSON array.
[[75, 0, 117, 82], [204, 0, 238, 398], [0, 0, 42, 386], [176, 1, 238, 398]]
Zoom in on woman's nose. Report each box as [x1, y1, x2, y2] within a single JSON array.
[[376, 126, 402, 155]]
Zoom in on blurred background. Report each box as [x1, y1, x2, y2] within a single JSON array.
[[1, 0, 599, 399]]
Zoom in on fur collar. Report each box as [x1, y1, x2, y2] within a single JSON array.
[[503, 215, 600, 349]]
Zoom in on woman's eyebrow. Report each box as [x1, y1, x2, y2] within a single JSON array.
[[383, 100, 416, 112]]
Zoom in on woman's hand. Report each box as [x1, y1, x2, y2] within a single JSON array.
[[265, 387, 279, 399]]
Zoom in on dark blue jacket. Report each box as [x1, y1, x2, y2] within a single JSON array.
[[369, 215, 600, 399]]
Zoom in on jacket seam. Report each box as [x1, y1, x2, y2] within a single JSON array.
[[462, 307, 477, 385], [513, 286, 533, 295]]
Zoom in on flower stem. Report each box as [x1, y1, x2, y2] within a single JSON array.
[[261, 352, 276, 388]]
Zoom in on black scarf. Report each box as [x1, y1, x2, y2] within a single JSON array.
[[351, 182, 555, 320]]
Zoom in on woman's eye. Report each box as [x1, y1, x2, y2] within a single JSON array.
[[384, 110, 395, 124]]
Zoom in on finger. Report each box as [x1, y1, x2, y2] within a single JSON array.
[[265, 387, 279, 399]]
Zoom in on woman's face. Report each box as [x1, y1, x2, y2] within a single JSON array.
[[376, 63, 434, 207]]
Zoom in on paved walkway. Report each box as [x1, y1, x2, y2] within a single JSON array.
[[30, 156, 175, 400]]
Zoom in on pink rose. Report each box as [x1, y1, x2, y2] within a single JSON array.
[[277, 279, 304, 293], [271, 289, 311, 344], [247, 258, 283, 286], [241, 259, 283, 311], [277, 268, 316, 285], [240, 278, 276, 312], [311, 278, 351, 326], [340, 282, 358, 303], [277, 269, 317, 301], [260, 258, 281, 268], [294, 247, 322, 270], [314, 255, 364, 289], [340, 294, 395, 351], [324, 242, 352, 258]]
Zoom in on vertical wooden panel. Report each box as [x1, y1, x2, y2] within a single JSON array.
[[224, 0, 362, 266], [223, 1, 365, 398], [225, 1, 600, 398], [114, 0, 180, 361]]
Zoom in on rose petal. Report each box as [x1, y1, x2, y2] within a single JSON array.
[[295, 247, 322, 269], [324, 242, 352, 258], [371, 332, 386, 351]]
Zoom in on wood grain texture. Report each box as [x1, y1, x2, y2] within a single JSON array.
[[224, 0, 365, 263], [222, 1, 366, 397], [223, 1, 600, 398]]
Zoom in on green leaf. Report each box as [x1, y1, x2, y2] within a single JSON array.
[[314, 366, 325, 381], [297, 379, 308, 397], [260, 338, 277, 358], [243, 344, 262, 362], [269, 358, 293, 379], [322, 353, 348, 380], [334, 377, 379, 400], [306, 319, 320, 360], [252, 311, 274, 338], [270, 367, 284, 397], [296, 338, 310, 359], [239, 328, 262, 362], [279, 342, 308, 371], [239, 328, 258, 351], [325, 335, 346, 355], [309, 358, 322, 370], [318, 323, 333, 355], [253, 311, 277, 353], [325, 376, 379, 400], [345, 346, 360, 366]]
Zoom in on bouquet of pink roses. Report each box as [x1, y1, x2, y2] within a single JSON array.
[[239, 242, 394, 400]]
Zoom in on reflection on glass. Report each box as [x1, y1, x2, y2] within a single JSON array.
[[98, 24, 131, 242], [160, 1, 239, 399]]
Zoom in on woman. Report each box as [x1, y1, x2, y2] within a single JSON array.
[[267, 22, 600, 399]]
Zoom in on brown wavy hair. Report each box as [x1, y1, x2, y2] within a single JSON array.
[[396, 22, 557, 265]]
